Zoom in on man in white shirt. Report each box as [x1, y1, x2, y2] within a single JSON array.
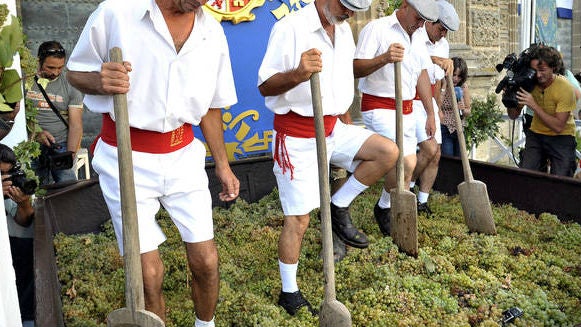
[[258, 0, 398, 315], [66, 0, 239, 326], [354, 0, 439, 235], [410, 0, 460, 215]]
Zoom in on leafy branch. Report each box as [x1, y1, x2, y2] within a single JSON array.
[[464, 94, 503, 149]]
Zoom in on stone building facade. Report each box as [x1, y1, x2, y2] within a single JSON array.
[[15, 0, 580, 159]]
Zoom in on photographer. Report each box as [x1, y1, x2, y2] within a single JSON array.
[[1, 144, 35, 326], [26, 41, 83, 185], [507, 46, 577, 177]]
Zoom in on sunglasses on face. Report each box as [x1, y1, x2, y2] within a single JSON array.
[[41, 48, 65, 56]]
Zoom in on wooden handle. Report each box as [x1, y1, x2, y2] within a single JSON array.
[[394, 62, 405, 191], [445, 74, 474, 182], [310, 72, 337, 301], [109, 47, 145, 312]]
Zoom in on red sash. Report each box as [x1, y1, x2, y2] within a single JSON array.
[[273, 111, 338, 179], [97, 114, 194, 154], [361, 93, 413, 115]]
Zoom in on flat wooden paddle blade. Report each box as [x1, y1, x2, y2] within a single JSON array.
[[107, 308, 165, 327], [458, 180, 497, 235], [319, 299, 352, 327], [389, 189, 418, 257]]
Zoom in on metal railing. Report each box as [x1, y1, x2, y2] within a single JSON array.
[[485, 115, 581, 166]]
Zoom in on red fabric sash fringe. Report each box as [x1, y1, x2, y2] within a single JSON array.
[[273, 111, 338, 180]]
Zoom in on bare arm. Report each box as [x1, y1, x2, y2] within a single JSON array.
[[431, 56, 453, 75], [516, 88, 570, 133], [200, 108, 239, 202], [14, 195, 34, 227], [67, 61, 133, 95], [258, 48, 321, 97], [353, 43, 405, 79], [2, 178, 34, 227], [417, 70, 436, 137], [460, 85, 471, 116], [67, 108, 83, 153]]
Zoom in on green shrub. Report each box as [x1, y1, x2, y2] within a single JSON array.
[[464, 94, 503, 149]]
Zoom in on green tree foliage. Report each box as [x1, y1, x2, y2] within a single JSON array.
[[384, 0, 402, 15], [0, 4, 40, 188], [0, 4, 24, 113], [464, 94, 503, 149]]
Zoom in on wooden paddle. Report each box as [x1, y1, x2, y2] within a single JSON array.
[[310, 73, 352, 327], [445, 74, 497, 235], [106, 47, 165, 327], [390, 61, 418, 257]]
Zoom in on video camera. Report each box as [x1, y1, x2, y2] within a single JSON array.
[[494, 47, 537, 108], [6, 163, 37, 195]]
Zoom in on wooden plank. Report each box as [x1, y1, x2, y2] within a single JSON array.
[[434, 155, 581, 224]]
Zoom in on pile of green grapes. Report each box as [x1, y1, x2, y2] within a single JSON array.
[[55, 183, 581, 327]]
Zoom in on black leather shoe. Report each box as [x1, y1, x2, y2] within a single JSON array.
[[278, 291, 318, 316], [417, 201, 432, 216], [374, 201, 391, 236], [330, 203, 369, 248]]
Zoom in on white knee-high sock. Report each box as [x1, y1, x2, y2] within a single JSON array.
[[378, 188, 391, 209], [195, 316, 215, 327], [418, 191, 429, 204], [331, 175, 369, 207], [279, 260, 299, 293]]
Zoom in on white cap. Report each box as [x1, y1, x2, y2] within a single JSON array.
[[339, 0, 372, 12], [437, 0, 460, 31], [407, 0, 439, 22]]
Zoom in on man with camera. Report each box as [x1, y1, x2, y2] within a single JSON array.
[[507, 46, 578, 177], [26, 41, 84, 185], [1, 144, 35, 326]]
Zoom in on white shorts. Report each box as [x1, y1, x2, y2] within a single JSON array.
[[92, 138, 214, 255], [362, 109, 417, 156], [413, 98, 442, 144], [273, 120, 374, 216]]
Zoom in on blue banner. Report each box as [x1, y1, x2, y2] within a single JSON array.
[[194, 0, 312, 162], [535, 0, 557, 46]]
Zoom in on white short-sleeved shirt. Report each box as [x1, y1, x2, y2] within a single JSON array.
[[355, 11, 430, 100], [414, 26, 449, 84], [257, 3, 356, 116], [67, 0, 237, 132], [412, 27, 448, 144]]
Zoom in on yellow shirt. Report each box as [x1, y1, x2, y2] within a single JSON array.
[[530, 75, 576, 136]]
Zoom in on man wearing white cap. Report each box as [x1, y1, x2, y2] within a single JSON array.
[[353, 0, 439, 235], [258, 0, 399, 316], [410, 0, 460, 216]]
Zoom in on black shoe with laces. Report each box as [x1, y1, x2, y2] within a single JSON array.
[[330, 203, 369, 248], [278, 290, 318, 316], [374, 201, 391, 236], [417, 201, 432, 216]]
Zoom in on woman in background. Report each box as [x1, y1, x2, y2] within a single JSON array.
[[440, 57, 471, 157]]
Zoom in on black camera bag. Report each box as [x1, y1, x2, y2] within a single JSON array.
[[34, 76, 75, 170]]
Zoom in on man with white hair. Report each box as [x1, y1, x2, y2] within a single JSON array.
[[410, 0, 460, 215], [354, 0, 440, 235], [258, 0, 399, 315]]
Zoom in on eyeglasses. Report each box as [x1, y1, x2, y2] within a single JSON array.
[[41, 48, 65, 56]]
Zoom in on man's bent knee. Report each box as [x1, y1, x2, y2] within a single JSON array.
[[419, 139, 438, 158], [186, 240, 219, 274]]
